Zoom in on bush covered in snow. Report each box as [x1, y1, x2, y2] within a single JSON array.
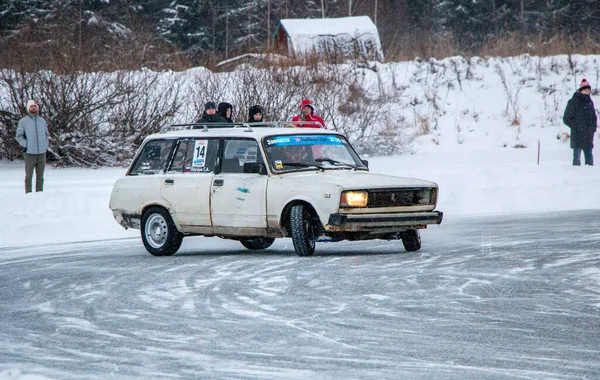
[[1, 54, 598, 167]]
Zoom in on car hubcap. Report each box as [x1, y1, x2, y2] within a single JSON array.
[[146, 214, 168, 248]]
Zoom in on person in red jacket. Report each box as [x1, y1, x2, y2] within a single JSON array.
[[291, 99, 325, 128]]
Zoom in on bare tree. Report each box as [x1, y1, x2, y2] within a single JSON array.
[[0, 68, 185, 166]]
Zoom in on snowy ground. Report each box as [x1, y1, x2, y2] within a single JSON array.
[[0, 134, 598, 249], [0, 75, 600, 380], [1, 89, 600, 379], [1, 209, 599, 380]]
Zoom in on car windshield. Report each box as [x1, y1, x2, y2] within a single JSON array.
[[263, 134, 367, 173]]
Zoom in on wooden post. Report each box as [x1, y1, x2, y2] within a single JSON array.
[[537, 139, 540, 165]]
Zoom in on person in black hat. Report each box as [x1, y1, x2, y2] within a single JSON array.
[[563, 78, 598, 166], [217, 102, 234, 123], [196, 101, 227, 124], [248, 104, 264, 122]]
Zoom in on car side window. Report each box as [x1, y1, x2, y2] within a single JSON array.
[[129, 139, 175, 175], [221, 139, 263, 174], [168, 138, 218, 174]]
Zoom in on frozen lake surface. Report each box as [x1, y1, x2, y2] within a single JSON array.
[[1, 210, 599, 380]]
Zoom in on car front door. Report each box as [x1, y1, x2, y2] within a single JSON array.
[[160, 138, 219, 229], [210, 138, 268, 229]]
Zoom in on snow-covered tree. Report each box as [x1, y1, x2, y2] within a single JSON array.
[[437, 0, 520, 50], [536, 0, 600, 37], [0, 0, 56, 38], [157, 0, 213, 56]]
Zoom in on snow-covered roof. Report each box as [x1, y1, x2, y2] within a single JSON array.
[[276, 16, 384, 62]]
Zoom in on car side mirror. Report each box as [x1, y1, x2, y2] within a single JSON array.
[[244, 162, 267, 175], [361, 159, 369, 168]]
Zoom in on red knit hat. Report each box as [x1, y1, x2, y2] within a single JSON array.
[[299, 99, 314, 112], [579, 78, 591, 91]]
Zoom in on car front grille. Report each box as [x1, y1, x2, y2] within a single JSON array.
[[367, 188, 430, 208]]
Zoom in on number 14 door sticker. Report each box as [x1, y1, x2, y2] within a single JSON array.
[[192, 140, 208, 170]]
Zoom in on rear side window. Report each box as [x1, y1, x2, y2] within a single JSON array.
[[168, 138, 219, 174], [221, 138, 263, 173], [129, 139, 175, 175]]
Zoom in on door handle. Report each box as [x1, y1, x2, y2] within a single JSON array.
[[164, 179, 175, 185], [213, 179, 224, 187]]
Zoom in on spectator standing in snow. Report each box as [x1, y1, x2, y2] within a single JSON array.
[[15, 99, 50, 193], [563, 78, 598, 166], [291, 99, 326, 128], [248, 105, 264, 122], [218, 102, 234, 123], [195, 101, 227, 125]]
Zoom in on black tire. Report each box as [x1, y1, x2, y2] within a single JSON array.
[[240, 237, 275, 250], [290, 204, 317, 256], [401, 229, 421, 252], [141, 206, 183, 256]]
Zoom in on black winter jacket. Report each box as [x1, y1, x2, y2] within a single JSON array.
[[196, 112, 228, 124], [563, 91, 597, 149]]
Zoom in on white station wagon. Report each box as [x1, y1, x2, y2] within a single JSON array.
[[109, 122, 443, 256]]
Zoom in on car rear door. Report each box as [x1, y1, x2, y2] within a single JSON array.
[[160, 138, 218, 229]]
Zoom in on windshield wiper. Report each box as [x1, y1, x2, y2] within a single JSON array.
[[279, 162, 324, 170], [315, 157, 357, 169]]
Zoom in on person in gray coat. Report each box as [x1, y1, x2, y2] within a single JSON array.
[[15, 100, 49, 193]]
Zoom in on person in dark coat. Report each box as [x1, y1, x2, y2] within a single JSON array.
[[248, 105, 264, 122], [563, 78, 598, 166], [218, 102, 234, 123], [196, 101, 227, 125]]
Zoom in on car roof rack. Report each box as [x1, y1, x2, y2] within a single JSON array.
[[164, 120, 325, 132]]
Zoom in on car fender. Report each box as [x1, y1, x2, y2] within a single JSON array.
[[266, 176, 342, 230]]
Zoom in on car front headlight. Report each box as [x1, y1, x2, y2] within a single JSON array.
[[340, 190, 368, 208], [415, 188, 437, 205], [416, 188, 432, 205]]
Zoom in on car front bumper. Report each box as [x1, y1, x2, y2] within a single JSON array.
[[327, 211, 443, 230]]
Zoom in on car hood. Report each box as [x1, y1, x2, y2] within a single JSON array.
[[277, 170, 438, 189]]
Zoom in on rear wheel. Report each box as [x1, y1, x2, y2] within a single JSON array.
[[401, 229, 421, 252], [290, 204, 316, 256], [141, 206, 183, 256], [240, 237, 275, 250]]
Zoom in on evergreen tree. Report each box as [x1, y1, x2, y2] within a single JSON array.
[[158, 0, 215, 57], [406, 0, 440, 31], [0, 0, 55, 38], [437, 0, 520, 50], [537, 0, 600, 37]]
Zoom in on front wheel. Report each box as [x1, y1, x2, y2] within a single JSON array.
[[290, 204, 317, 256], [401, 229, 421, 252], [141, 206, 183, 256], [240, 237, 275, 250]]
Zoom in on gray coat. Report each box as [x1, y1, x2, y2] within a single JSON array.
[[16, 114, 49, 154]]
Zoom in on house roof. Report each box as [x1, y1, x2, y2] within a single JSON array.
[[276, 16, 383, 61], [215, 53, 289, 72]]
